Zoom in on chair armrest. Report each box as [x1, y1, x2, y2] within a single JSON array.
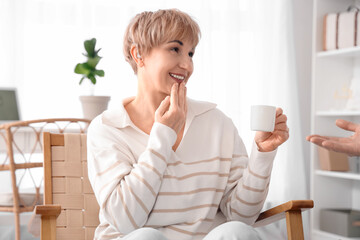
[[28, 205, 61, 238], [35, 204, 62, 217], [253, 200, 314, 227]]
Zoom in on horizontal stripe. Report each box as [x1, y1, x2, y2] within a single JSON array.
[[152, 204, 218, 213], [163, 172, 229, 181], [145, 218, 213, 228], [98, 173, 128, 201], [118, 185, 139, 229], [182, 218, 213, 225], [232, 154, 248, 158], [124, 181, 149, 214], [236, 196, 264, 206], [168, 156, 231, 166], [148, 148, 166, 163], [248, 166, 270, 179], [230, 165, 245, 172], [242, 182, 270, 193], [227, 174, 243, 184], [97, 160, 122, 177], [167, 226, 208, 236], [231, 208, 261, 218], [159, 188, 224, 196], [132, 172, 156, 197], [138, 161, 162, 178]]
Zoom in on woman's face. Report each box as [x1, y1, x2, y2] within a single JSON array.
[[141, 39, 195, 95]]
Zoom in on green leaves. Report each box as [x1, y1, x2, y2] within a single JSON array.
[[84, 38, 96, 57], [75, 38, 105, 85]]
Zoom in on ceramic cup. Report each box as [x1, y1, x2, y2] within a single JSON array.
[[251, 105, 276, 132]]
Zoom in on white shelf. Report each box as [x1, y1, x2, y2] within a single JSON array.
[[313, 229, 360, 240], [316, 170, 360, 181], [316, 111, 360, 116], [317, 46, 360, 58]]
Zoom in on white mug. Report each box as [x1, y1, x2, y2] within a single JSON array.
[[251, 105, 276, 132]]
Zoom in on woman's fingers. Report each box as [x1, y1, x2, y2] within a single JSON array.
[[155, 83, 187, 134], [178, 82, 186, 110], [274, 122, 288, 131], [275, 113, 287, 124], [170, 83, 179, 109], [155, 96, 170, 118]]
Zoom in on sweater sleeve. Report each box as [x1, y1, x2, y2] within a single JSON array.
[[219, 127, 277, 225], [87, 120, 177, 234]]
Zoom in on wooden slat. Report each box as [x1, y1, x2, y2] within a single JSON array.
[[83, 178, 94, 194], [52, 162, 83, 177], [35, 205, 61, 217], [56, 210, 66, 227], [0, 162, 42, 171], [66, 177, 82, 194], [83, 194, 100, 226], [85, 227, 96, 240], [2, 118, 90, 129], [82, 162, 88, 178], [41, 216, 58, 240], [51, 146, 65, 161], [43, 132, 53, 204], [253, 200, 314, 227], [286, 210, 304, 240], [57, 228, 85, 240], [66, 209, 83, 227], [53, 194, 84, 209], [52, 178, 66, 193], [50, 134, 65, 146]]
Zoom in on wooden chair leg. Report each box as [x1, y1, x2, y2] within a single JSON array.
[[285, 210, 304, 240], [14, 211, 21, 240], [41, 216, 58, 240]]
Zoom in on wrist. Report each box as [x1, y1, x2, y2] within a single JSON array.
[[256, 141, 276, 152]]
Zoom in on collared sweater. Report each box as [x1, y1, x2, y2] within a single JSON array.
[[87, 97, 277, 240]]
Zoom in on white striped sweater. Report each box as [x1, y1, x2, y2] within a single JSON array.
[[87, 97, 276, 240]]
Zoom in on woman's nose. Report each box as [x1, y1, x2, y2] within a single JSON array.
[[179, 55, 193, 71]]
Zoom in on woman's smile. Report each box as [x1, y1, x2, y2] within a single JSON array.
[[169, 72, 185, 84]]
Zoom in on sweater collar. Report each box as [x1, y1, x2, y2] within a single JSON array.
[[101, 97, 217, 129]]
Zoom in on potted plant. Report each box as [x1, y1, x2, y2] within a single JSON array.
[[75, 38, 110, 120]]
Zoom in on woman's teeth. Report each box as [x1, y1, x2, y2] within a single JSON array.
[[170, 73, 185, 81]]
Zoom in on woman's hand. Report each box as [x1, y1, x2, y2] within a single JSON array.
[[254, 108, 289, 152], [155, 82, 187, 134]]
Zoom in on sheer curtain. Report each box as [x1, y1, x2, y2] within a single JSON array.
[[2, 0, 308, 238]]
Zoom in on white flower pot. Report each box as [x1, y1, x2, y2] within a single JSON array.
[[79, 96, 110, 120]]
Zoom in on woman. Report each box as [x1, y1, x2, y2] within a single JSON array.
[[87, 9, 289, 240]]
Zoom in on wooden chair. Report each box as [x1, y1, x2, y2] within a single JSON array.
[[35, 132, 314, 240], [0, 119, 90, 240]]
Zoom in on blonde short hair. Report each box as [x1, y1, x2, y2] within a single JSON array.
[[123, 9, 201, 74]]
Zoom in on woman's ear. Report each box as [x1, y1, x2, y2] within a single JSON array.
[[130, 44, 144, 67]]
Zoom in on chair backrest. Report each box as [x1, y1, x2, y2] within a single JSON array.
[[43, 132, 99, 240], [0, 119, 90, 240]]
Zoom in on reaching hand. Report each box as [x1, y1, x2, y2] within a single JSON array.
[[155, 82, 187, 134], [306, 119, 360, 156], [255, 108, 289, 152]]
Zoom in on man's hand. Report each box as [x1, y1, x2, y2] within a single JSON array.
[[307, 119, 360, 156]]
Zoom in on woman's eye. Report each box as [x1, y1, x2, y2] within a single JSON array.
[[189, 52, 194, 58], [171, 47, 179, 53]]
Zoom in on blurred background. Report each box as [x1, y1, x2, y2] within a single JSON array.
[[1, 0, 313, 239]]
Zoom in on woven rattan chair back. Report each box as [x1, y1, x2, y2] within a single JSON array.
[[0, 119, 90, 240], [43, 132, 99, 240]]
